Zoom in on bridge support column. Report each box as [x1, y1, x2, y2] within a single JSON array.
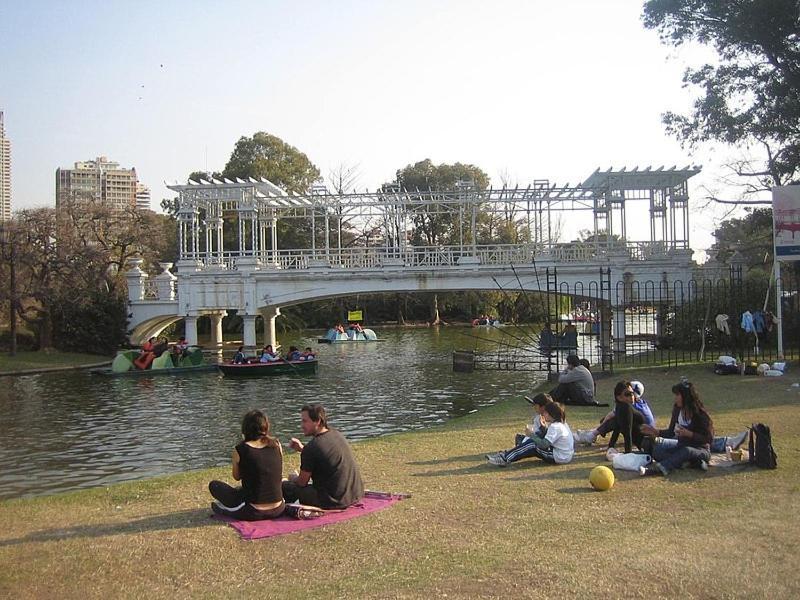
[[185, 316, 199, 346], [612, 306, 626, 354], [242, 314, 258, 349], [209, 311, 227, 350], [260, 306, 281, 349]]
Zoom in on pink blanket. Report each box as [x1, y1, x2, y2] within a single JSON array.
[[212, 491, 408, 540]]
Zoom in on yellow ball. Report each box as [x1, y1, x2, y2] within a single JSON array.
[[589, 466, 615, 491]]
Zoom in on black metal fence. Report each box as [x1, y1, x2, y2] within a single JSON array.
[[468, 269, 799, 376], [610, 272, 799, 370]]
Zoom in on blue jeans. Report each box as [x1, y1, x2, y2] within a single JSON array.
[[652, 441, 710, 473]]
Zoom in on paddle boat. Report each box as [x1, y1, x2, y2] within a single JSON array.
[[218, 358, 318, 377], [317, 327, 380, 344], [93, 347, 218, 376]]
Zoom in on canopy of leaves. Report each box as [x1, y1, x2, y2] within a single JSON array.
[[393, 159, 491, 246], [708, 207, 774, 269], [221, 132, 321, 194], [642, 0, 800, 187]]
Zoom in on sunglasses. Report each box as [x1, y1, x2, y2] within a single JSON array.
[[622, 391, 634, 397]]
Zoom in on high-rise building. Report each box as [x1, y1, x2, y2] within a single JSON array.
[[56, 156, 138, 211], [135, 182, 151, 211], [0, 111, 11, 221]]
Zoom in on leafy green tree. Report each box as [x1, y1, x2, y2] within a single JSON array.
[[643, 0, 800, 193], [708, 207, 774, 270], [222, 132, 321, 194], [394, 159, 490, 246]]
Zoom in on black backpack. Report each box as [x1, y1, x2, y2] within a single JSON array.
[[748, 423, 778, 469]]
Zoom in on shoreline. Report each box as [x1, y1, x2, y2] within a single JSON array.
[[2, 363, 798, 598]]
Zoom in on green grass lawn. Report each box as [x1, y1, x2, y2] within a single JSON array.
[[0, 350, 109, 373], [1, 364, 798, 598]]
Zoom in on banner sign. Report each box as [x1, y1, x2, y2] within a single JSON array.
[[773, 186, 800, 261], [347, 310, 363, 321]]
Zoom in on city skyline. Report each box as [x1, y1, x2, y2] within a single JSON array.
[[0, 1, 759, 258]]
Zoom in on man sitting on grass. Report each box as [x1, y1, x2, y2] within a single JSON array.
[[549, 354, 599, 406], [283, 403, 364, 509]]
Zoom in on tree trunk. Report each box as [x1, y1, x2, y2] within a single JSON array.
[[430, 293, 441, 325], [38, 309, 54, 350]]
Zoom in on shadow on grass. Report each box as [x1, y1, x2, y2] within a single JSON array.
[[407, 453, 480, 466], [0, 507, 215, 547]]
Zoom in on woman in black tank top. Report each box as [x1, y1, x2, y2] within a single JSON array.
[[209, 410, 285, 520]]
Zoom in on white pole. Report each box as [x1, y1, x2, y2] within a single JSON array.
[[774, 259, 784, 358]]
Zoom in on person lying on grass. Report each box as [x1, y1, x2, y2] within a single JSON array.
[[639, 380, 713, 476], [487, 400, 574, 467]]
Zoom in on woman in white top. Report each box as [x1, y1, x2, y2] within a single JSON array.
[[487, 401, 575, 466]]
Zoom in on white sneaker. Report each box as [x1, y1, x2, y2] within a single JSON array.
[[487, 454, 508, 467]]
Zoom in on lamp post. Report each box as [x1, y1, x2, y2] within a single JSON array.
[[0, 222, 17, 356]]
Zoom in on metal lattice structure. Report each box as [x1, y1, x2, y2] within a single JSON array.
[[166, 165, 700, 270]]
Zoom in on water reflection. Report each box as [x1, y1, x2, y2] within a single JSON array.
[[0, 326, 549, 500]]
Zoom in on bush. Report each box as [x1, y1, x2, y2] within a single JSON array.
[[51, 289, 129, 355], [0, 329, 38, 352]]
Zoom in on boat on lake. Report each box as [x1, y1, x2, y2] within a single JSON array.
[[218, 358, 318, 377], [93, 347, 218, 376], [318, 327, 380, 344]]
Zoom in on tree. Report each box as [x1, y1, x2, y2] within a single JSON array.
[[643, 0, 800, 197], [394, 159, 490, 246], [221, 132, 320, 194], [393, 159, 491, 323], [708, 207, 774, 270]]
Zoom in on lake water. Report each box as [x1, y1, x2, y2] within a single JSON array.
[[0, 325, 570, 500]]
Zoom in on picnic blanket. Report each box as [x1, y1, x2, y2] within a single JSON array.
[[212, 491, 409, 540]]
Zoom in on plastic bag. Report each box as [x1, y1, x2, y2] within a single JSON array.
[[611, 452, 652, 471]]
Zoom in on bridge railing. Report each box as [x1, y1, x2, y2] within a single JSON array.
[[173, 240, 682, 273]]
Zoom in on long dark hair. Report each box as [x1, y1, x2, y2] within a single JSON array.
[[614, 380, 632, 400], [241, 410, 278, 447], [544, 402, 565, 423], [671, 381, 710, 421], [530, 393, 552, 407]]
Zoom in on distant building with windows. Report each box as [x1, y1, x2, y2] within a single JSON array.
[[56, 156, 138, 211], [135, 182, 151, 211], [0, 111, 11, 221]]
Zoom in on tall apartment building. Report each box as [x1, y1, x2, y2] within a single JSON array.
[[135, 182, 151, 211], [56, 156, 138, 211], [0, 111, 11, 221]]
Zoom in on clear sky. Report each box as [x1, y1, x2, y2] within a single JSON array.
[[0, 0, 751, 258]]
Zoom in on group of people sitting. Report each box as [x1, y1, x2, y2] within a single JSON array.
[[487, 375, 749, 477], [231, 345, 316, 364], [209, 404, 364, 520], [134, 336, 190, 369]]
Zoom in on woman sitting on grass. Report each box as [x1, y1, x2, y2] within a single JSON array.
[[209, 410, 285, 520], [487, 400, 574, 467], [639, 380, 714, 476], [604, 380, 648, 454]]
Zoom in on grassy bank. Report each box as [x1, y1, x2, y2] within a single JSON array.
[[1, 364, 798, 598], [0, 350, 109, 373]]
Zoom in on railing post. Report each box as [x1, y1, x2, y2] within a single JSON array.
[[155, 262, 177, 301], [126, 258, 147, 302]]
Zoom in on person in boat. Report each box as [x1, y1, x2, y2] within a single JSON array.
[[232, 346, 247, 364], [335, 323, 345, 334], [301, 347, 316, 361], [208, 409, 285, 520], [549, 354, 598, 406], [539, 322, 555, 351], [283, 403, 364, 509], [152, 337, 169, 357], [286, 346, 302, 361], [171, 336, 190, 364], [560, 321, 579, 348], [133, 337, 158, 370], [260, 345, 281, 363]]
